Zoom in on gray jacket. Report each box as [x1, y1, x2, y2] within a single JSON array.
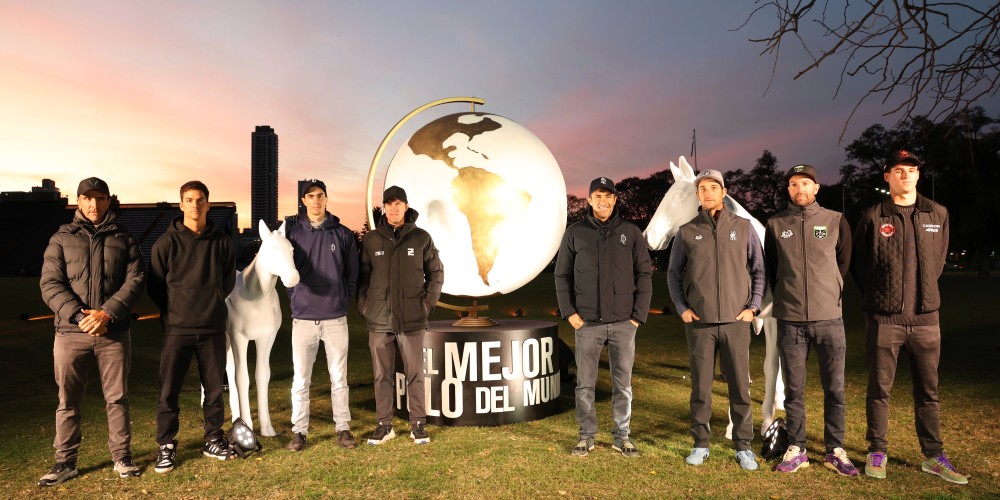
[[667, 208, 765, 323], [40, 210, 146, 333], [765, 202, 852, 322]]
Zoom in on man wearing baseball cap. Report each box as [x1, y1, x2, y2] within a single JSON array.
[[285, 179, 360, 451], [667, 169, 765, 470], [359, 185, 443, 445], [852, 150, 968, 484], [555, 176, 652, 458], [764, 164, 858, 475], [38, 177, 146, 485]]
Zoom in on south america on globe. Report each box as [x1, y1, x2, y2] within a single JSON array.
[[385, 112, 566, 297]]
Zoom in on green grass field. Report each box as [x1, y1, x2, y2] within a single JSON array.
[[0, 273, 997, 498]]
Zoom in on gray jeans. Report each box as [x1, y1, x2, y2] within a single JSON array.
[[686, 321, 753, 450], [291, 317, 351, 433], [777, 318, 847, 451], [369, 330, 426, 425], [52, 330, 131, 463], [574, 320, 636, 440]]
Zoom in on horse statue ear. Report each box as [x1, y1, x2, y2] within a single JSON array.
[[670, 161, 682, 183], [678, 156, 696, 181], [276, 221, 287, 238], [258, 219, 270, 241]]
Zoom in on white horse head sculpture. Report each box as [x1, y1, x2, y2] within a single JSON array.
[[222, 219, 300, 436], [643, 156, 784, 435]]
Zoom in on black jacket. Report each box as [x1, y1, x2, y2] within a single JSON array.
[[852, 195, 948, 314], [554, 208, 653, 324], [358, 209, 444, 333], [40, 210, 146, 333], [148, 217, 236, 335]]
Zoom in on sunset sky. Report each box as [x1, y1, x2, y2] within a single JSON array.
[[3, 2, 994, 229]]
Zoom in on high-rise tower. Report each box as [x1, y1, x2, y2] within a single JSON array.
[[251, 125, 279, 229]]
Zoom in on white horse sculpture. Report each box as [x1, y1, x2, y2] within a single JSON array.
[[224, 219, 300, 437], [644, 156, 784, 437]]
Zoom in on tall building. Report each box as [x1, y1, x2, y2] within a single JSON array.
[[251, 125, 279, 230]]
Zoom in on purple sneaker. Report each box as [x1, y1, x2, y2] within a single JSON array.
[[775, 445, 809, 473], [824, 447, 860, 476]]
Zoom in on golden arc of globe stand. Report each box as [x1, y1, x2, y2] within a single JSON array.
[[366, 96, 496, 327]]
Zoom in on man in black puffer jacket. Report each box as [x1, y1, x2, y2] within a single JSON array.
[[555, 176, 652, 459], [148, 181, 236, 473], [38, 177, 146, 486], [360, 186, 444, 446]]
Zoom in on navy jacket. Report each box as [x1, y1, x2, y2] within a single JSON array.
[[286, 213, 359, 320]]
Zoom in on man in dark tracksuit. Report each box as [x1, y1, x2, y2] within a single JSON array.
[[555, 176, 653, 458], [38, 177, 146, 486], [667, 169, 765, 471], [148, 181, 236, 473], [764, 164, 858, 476], [852, 150, 967, 484], [285, 179, 360, 451], [359, 186, 444, 445]]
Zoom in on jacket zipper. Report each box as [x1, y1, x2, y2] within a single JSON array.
[[800, 211, 808, 319]]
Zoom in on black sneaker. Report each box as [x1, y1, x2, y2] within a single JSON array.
[[113, 455, 142, 477], [203, 438, 232, 461], [410, 422, 430, 445], [286, 432, 307, 452], [38, 461, 78, 486], [154, 442, 176, 473], [367, 424, 396, 445], [338, 430, 358, 449]]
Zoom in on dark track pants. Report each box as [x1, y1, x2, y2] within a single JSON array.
[[369, 330, 426, 426], [686, 321, 753, 451], [156, 333, 227, 445]]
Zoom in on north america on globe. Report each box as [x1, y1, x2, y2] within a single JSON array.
[[408, 114, 532, 286]]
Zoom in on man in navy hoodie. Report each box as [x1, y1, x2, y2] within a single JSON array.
[[148, 180, 236, 473], [285, 180, 359, 451]]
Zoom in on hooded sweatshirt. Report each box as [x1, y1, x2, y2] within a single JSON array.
[[286, 212, 359, 320]]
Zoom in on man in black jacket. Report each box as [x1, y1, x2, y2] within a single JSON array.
[[852, 150, 967, 484], [667, 170, 765, 471], [359, 186, 444, 445], [38, 177, 146, 486], [555, 177, 652, 458], [148, 180, 236, 473]]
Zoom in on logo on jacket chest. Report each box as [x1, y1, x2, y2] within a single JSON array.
[[730, 230, 737, 241], [330, 243, 336, 253], [813, 226, 827, 239], [879, 223, 896, 237], [620, 234, 627, 245], [923, 223, 941, 233], [407, 248, 415, 256], [375, 250, 385, 256], [780, 229, 794, 239]]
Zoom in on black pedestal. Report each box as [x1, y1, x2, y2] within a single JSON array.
[[394, 319, 561, 426]]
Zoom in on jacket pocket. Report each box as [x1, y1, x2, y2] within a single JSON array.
[[362, 287, 389, 323], [574, 291, 598, 320], [401, 287, 426, 325]]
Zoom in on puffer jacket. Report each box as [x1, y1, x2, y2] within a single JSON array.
[[852, 195, 949, 314], [554, 208, 653, 324], [40, 210, 146, 333], [358, 209, 444, 333]]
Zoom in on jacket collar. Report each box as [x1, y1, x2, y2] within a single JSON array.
[[585, 206, 620, 229], [790, 201, 822, 215], [879, 194, 933, 217], [298, 211, 340, 230]]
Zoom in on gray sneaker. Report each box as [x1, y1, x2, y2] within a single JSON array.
[[685, 447, 709, 465], [571, 438, 595, 457], [736, 450, 760, 471], [113, 456, 141, 478], [612, 438, 640, 458], [38, 461, 78, 487]]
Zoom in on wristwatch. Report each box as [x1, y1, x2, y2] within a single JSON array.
[[752, 308, 761, 317]]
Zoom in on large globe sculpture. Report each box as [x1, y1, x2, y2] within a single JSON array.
[[384, 112, 566, 297]]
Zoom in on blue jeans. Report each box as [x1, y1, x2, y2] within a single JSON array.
[[574, 320, 637, 440]]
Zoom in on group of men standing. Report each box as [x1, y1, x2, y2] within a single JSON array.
[[38, 179, 441, 486], [35, 147, 967, 486], [554, 150, 967, 484]]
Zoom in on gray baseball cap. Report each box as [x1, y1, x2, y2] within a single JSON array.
[[694, 170, 725, 188]]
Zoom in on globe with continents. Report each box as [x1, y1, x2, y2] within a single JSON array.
[[384, 112, 566, 297]]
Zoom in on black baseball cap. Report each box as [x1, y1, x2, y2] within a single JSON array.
[[884, 149, 922, 171], [786, 164, 818, 183], [300, 179, 326, 198], [383, 185, 408, 204], [77, 177, 110, 197], [589, 176, 617, 195]]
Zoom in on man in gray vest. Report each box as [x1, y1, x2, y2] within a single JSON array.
[[852, 150, 967, 484], [764, 164, 858, 476], [667, 169, 765, 471]]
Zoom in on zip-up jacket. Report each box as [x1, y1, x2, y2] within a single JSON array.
[[286, 212, 359, 320], [148, 217, 236, 335], [554, 208, 653, 324], [358, 209, 444, 333], [765, 202, 851, 321], [40, 210, 146, 334], [851, 195, 948, 314], [667, 208, 765, 323]]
